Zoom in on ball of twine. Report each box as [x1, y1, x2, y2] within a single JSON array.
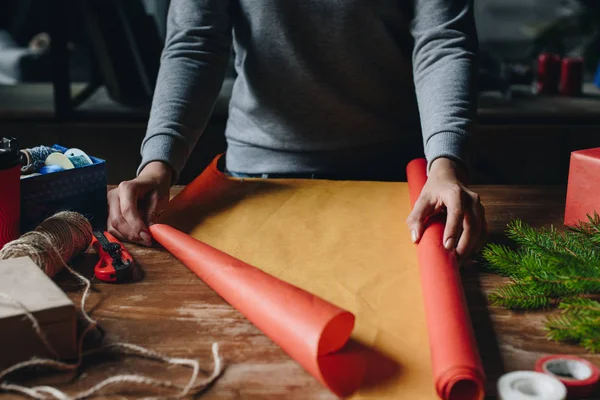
[[0, 211, 92, 277]]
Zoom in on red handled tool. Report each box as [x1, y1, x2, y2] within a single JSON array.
[[91, 231, 134, 283]]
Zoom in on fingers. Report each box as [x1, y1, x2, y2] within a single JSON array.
[[442, 188, 464, 251], [456, 192, 486, 262], [107, 190, 132, 243], [406, 195, 436, 244], [118, 181, 152, 246], [143, 191, 167, 226], [144, 191, 160, 226], [107, 184, 152, 247], [456, 209, 477, 261]]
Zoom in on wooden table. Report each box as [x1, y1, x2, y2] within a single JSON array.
[[3, 184, 593, 399]]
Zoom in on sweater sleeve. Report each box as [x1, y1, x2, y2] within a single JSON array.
[[410, 0, 478, 170], [138, 0, 232, 180]]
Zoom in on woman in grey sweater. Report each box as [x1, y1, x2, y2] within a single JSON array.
[[108, 0, 486, 261]]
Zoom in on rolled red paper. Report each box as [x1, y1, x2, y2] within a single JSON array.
[[150, 223, 365, 397], [406, 158, 485, 400]]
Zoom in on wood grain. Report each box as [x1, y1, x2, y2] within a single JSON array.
[[2, 185, 594, 400]]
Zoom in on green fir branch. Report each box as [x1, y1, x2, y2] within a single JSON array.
[[546, 298, 600, 353], [569, 212, 600, 237], [484, 214, 600, 352], [489, 283, 555, 309], [484, 216, 600, 306], [558, 298, 600, 317], [569, 212, 600, 248], [482, 244, 527, 278]]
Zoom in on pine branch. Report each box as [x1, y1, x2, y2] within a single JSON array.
[[558, 298, 600, 317], [546, 298, 600, 353], [484, 216, 600, 308], [546, 315, 586, 343], [489, 283, 555, 309], [569, 211, 600, 237], [485, 214, 600, 351], [482, 244, 527, 278], [569, 212, 600, 248]]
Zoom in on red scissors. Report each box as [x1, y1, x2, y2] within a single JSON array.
[[91, 231, 134, 283]]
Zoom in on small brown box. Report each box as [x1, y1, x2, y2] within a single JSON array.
[[0, 257, 77, 369]]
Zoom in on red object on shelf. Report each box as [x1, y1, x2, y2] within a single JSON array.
[[537, 53, 561, 95], [564, 148, 600, 226], [560, 57, 584, 97]]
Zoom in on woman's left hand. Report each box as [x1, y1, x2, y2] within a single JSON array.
[[406, 157, 487, 262]]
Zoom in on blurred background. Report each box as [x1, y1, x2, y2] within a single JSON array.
[[1, 0, 600, 185]]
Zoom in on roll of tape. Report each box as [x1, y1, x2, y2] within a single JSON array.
[[45, 153, 75, 170], [67, 154, 92, 168], [535, 355, 600, 398], [498, 371, 567, 400], [64, 148, 93, 165]]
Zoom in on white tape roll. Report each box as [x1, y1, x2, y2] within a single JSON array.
[[45, 153, 75, 170], [498, 371, 567, 400], [64, 148, 93, 165]]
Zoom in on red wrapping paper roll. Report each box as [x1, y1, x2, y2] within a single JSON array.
[[150, 223, 365, 397], [406, 158, 485, 400]]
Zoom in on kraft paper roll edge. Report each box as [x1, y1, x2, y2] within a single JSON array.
[[535, 355, 600, 398], [406, 159, 486, 400]]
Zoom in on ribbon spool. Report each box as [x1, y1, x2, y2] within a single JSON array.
[[535, 355, 600, 398], [498, 371, 567, 400]]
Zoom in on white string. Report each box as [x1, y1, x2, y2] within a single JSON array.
[[0, 231, 224, 399]]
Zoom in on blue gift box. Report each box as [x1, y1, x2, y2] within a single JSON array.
[[20, 145, 108, 232]]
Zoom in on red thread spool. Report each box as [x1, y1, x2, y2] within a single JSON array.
[[561, 57, 584, 97], [0, 137, 21, 250], [537, 53, 561, 95], [535, 355, 600, 398]]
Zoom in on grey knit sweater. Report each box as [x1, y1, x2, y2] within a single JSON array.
[[140, 0, 477, 178]]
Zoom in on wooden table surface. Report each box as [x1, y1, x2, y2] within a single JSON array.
[[3, 184, 593, 399]]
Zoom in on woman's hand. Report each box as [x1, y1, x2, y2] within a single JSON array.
[[406, 157, 487, 262], [107, 161, 173, 247]]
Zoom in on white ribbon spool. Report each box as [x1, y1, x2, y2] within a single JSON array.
[[498, 371, 567, 400]]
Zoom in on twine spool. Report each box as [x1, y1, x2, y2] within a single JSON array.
[[0, 211, 92, 277], [20, 146, 59, 175]]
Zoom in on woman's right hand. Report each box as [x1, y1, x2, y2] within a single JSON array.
[[107, 161, 173, 247]]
